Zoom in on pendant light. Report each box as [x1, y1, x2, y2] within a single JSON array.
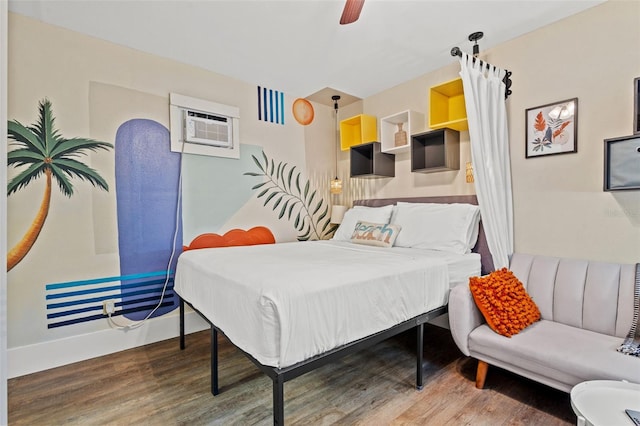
[[330, 95, 342, 194]]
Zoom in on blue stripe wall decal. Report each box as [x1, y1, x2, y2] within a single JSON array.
[[257, 85, 285, 126], [45, 271, 175, 329], [47, 284, 172, 307], [46, 285, 124, 300], [47, 305, 105, 319], [49, 314, 107, 329], [46, 270, 170, 290], [46, 278, 170, 300]]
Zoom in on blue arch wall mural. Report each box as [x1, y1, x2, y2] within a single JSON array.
[[115, 119, 182, 320]]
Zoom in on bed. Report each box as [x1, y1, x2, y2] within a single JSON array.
[[175, 195, 493, 425]]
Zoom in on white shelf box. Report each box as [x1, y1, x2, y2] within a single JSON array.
[[380, 110, 425, 153]]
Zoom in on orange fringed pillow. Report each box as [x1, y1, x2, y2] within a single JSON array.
[[469, 268, 541, 337]]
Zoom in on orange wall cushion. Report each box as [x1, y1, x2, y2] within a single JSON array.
[[247, 226, 276, 245], [183, 227, 275, 251], [185, 233, 227, 250], [468, 268, 541, 337]]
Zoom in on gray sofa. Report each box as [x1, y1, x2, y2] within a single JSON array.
[[449, 253, 640, 392]]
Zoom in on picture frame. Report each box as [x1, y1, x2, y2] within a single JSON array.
[[525, 98, 578, 158], [634, 77, 639, 135]]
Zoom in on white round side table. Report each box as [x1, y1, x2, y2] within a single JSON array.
[[571, 380, 640, 426]]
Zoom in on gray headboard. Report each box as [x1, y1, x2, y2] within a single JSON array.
[[353, 195, 494, 276]]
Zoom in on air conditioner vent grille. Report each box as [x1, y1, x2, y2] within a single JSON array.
[[184, 109, 232, 148]]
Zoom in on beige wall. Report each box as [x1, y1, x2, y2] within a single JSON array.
[[360, 0, 640, 264], [6, 12, 333, 365]]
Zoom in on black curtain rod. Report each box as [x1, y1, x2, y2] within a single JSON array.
[[450, 47, 513, 99]]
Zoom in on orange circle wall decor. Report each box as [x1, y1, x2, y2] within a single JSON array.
[[292, 98, 314, 125]]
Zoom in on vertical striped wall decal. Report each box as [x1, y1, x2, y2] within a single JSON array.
[[257, 85, 285, 125], [269, 89, 273, 122], [280, 92, 285, 124], [263, 87, 268, 122], [257, 86, 262, 121], [262, 87, 269, 121]]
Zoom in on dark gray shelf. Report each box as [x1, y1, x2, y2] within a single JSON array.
[[603, 134, 640, 191], [350, 142, 395, 178], [411, 128, 460, 173]]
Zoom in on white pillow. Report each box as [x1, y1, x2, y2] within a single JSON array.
[[391, 202, 481, 254], [332, 205, 394, 241]]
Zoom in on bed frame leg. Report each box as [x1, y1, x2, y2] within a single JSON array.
[[416, 323, 424, 390], [273, 375, 284, 426], [211, 327, 219, 395], [179, 298, 185, 350]]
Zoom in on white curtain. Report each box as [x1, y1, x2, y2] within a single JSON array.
[[459, 52, 513, 270]]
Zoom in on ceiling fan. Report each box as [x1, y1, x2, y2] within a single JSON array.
[[340, 0, 365, 25]]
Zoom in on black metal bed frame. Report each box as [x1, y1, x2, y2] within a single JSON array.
[[179, 298, 447, 425], [178, 194, 490, 424]]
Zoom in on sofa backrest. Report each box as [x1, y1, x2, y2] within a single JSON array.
[[510, 253, 637, 338]]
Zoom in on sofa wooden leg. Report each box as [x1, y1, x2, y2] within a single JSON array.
[[476, 360, 489, 389]]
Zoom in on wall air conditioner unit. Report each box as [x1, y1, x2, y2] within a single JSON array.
[[184, 110, 232, 149], [170, 93, 240, 159]]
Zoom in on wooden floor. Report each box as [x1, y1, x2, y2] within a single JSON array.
[[9, 324, 576, 425]]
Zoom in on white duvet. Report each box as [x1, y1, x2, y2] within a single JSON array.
[[174, 240, 461, 368]]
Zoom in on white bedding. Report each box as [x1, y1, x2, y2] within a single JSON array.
[[174, 240, 478, 368]]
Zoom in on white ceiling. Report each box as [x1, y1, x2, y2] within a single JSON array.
[[9, 0, 605, 103]]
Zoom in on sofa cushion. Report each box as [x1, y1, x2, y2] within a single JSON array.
[[469, 268, 540, 337], [469, 320, 640, 388]]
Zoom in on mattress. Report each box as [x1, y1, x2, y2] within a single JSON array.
[[394, 248, 481, 289], [175, 240, 477, 368]]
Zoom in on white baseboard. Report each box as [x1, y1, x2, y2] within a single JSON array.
[[8, 311, 209, 378]]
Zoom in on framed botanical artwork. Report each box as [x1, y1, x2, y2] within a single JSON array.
[[525, 98, 578, 158]]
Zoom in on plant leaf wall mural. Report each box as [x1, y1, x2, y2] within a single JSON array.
[[6, 98, 113, 271], [244, 151, 337, 241]]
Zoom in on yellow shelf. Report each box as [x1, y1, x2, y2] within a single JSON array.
[[340, 114, 377, 151], [429, 78, 468, 131]]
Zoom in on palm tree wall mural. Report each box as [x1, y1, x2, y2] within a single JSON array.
[[6, 98, 113, 271]]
